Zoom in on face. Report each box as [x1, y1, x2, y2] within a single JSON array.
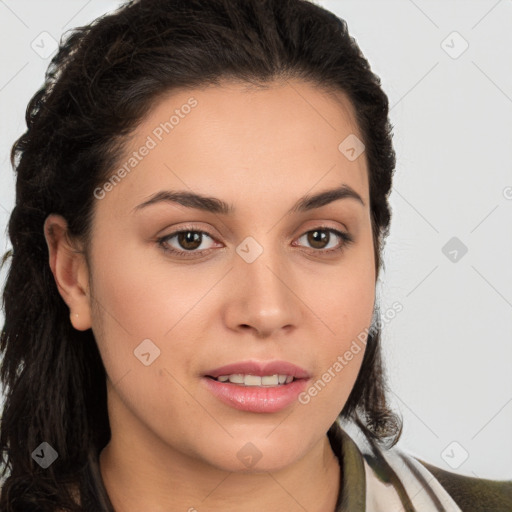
[[84, 79, 375, 473]]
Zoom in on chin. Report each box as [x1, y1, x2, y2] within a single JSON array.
[[197, 434, 307, 474]]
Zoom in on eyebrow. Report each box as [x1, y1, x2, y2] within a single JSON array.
[[132, 183, 365, 215]]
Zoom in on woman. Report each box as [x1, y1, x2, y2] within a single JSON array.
[[0, 0, 510, 510]]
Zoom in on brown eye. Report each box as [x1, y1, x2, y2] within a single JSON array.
[[306, 230, 331, 249], [295, 228, 352, 254], [158, 228, 217, 257], [176, 231, 203, 251]]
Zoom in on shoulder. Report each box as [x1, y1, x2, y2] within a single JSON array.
[[331, 420, 512, 511], [416, 459, 512, 512]]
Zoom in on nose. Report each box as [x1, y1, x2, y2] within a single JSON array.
[[222, 240, 303, 339]]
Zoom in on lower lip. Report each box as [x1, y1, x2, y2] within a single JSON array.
[[202, 377, 309, 413]]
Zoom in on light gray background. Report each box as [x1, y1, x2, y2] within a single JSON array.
[[0, 0, 511, 480]]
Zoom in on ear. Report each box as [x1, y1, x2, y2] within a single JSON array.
[[43, 214, 92, 331]]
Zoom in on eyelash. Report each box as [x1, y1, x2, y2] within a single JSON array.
[[156, 224, 354, 259]]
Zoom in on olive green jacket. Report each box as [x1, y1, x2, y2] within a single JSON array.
[[328, 420, 512, 511]]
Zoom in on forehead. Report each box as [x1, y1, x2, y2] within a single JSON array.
[[98, 79, 369, 214]]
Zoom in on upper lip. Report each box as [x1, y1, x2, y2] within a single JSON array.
[[205, 360, 310, 379]]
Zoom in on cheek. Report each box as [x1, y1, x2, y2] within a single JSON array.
[[89, 229, 207, 340], [87, 232, 185, 382], [88, 238, 205, 437], [297, 302, 372, 421], [307, 230, 375, 338], [301, 240, 375, 407]]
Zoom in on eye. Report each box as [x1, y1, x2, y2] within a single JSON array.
[[293, 227, 353, 254], [157, 226, 217, 258], [156, 225, 353, 259]]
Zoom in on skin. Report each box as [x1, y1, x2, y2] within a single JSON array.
[[44, 79, 376, 512]]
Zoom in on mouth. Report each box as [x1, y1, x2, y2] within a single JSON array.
[[206, 374, 298, 386], [202, 360, 310, 413]]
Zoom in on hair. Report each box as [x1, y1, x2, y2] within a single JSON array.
[[0, 0, 401, 509]]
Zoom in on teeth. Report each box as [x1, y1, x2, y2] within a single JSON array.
[[245, 375, 264, 386], [261, 375, 278, 386], [214, 374, 295, 386]]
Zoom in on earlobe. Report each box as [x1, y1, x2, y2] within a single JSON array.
[[43, 214, 92, 331], [70, 311, 90, 331]]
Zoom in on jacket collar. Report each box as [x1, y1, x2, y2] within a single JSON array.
[[327, 420, 366, 511]]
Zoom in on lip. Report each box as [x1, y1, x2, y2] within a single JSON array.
[[202, 360, 311, 413], [204, 360, 311, 379]]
